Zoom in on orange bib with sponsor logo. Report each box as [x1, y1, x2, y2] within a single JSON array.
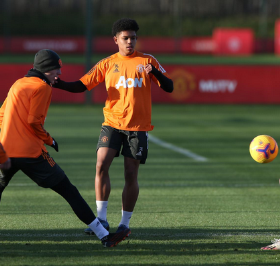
[[80, 51, 170, 131]]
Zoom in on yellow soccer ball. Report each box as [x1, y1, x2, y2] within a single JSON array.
[[249, 135, 278, 163]]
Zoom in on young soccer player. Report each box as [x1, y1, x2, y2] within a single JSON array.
[[0, 49, 130, 247], [54, 18, 173, 236]]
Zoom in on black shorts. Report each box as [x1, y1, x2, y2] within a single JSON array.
[[97, 126, 148, 164], [0, 150, 65, 189]]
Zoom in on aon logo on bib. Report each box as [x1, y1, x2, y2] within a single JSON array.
[[115, 76, 143, 89]]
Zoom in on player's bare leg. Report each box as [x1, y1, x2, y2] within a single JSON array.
[[115, 157, 140, 234], [122, 156, 140, 212], [95, 147, 117, 201]]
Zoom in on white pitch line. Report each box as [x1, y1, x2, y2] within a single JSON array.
[[149, 135, 208, 162]]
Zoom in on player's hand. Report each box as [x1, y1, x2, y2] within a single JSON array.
[[0, 158, 11, 170], [144, 64, 155, 75], [51, 138, 59, 152], [52, 78, 62, 88]]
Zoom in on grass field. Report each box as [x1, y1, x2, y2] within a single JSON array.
[[1, 104, 280, 265]]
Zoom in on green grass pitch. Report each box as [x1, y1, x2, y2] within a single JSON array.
[[1, 104, 280, 265]]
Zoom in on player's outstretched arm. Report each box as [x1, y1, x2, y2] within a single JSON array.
[[53, 79, 87, 93], [144, 64, 173, 93]]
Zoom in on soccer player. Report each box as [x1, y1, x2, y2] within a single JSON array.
[[0, 49, 130, 247], [54, 18, 174, 236], [261, 239, 280, 250]]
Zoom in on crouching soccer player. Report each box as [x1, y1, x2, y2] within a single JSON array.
[[0, 49, 130, 247]]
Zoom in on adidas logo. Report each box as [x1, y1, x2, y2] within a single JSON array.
[[113, 64, 119, 73]]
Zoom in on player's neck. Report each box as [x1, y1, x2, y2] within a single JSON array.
[[118, 50, 135, 57]]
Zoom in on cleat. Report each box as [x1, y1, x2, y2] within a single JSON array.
[[85, 218, 109, 236], [261, 239, 280, 250], [101, 228, 130, 247], [116, 224, 131, 236]]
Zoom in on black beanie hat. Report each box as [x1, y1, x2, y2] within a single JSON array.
[[33, 49, 62, 73]]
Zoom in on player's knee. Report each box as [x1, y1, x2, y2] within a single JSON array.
[[96, 162, 109, 176]]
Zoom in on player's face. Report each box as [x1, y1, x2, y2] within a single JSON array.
[[44, 68, 61, 85], [114, 30, 137, 56]]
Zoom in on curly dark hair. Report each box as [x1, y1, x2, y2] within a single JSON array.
[[112, 18, 139, 36]]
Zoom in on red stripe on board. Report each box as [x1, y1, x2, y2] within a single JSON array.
[[1, 64, 280, 104]]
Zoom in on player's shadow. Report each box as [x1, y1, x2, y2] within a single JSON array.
[[1, 227, 280, 265]]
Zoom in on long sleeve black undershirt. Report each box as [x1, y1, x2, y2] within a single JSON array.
[[53, 80, 87, 93], [150, 65, 173, 93], [54, 66, 173, 93]]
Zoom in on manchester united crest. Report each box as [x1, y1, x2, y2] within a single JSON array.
[[101, 136, 109, 143]]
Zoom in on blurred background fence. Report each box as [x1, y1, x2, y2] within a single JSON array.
[[1, 0, 280, 54], [0, 0, 278, 37]]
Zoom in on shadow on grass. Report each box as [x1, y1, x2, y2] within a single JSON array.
[[1, 227, 280, 265]]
